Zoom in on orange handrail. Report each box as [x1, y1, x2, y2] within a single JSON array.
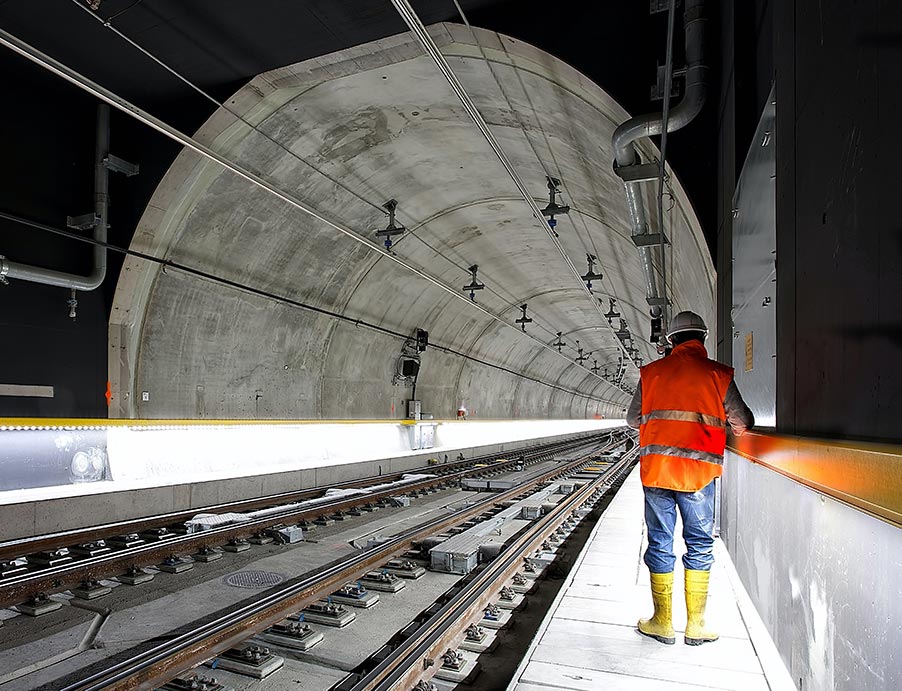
[[728, 431, 902, 528]]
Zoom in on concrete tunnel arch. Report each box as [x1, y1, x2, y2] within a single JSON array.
[[108, 23, 715, 421]]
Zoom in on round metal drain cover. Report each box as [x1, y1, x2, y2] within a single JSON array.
[[224, 570, 284, 589]]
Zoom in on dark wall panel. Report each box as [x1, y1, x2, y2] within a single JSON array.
[[776, 0, 902, 442], [0, 281, 107, 417]]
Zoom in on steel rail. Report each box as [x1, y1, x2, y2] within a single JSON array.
[[0, 434, 612, 608], [57, 436, 627, 690], [347, 445, 638, 691], [0, 431, 600, 562]]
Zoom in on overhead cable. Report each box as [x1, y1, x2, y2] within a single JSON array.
[[450, 0, 643, 375], [68, 0, 559, 342], [0, 209, 606, 403], [392, 0, 637, 372], [0, 25, 623, 400]]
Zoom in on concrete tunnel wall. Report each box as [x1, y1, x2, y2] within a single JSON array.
[[109, 23, 715, 420]]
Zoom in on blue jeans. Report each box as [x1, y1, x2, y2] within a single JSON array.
[[643, 481, 716, 573]]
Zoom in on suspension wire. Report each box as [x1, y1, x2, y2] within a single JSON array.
[[392, 0, 637, 379], [657, 0, 677, 325], [483, 24, 635, 362], [69, 0, 385, 217], [68, 0, 562, 346], [449, 0, 637, 381], [0, 25, 625, 397], [0, 209, 604, 402]]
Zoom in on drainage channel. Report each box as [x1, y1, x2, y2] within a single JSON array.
[[2, 432, 632, 690]]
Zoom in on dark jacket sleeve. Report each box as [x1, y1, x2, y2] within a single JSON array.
[[626, 381, 642, 429], [724, 379, 755, 435]]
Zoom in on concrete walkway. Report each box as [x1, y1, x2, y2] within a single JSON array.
[[508, 466, 783, 690]]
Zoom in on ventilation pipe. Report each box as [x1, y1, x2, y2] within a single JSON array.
[[0, 103, 110, 294], [612, 0, 707, 320]]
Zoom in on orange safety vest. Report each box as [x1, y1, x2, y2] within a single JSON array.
[[639, 340, 734, 492]]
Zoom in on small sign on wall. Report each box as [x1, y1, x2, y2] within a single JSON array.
[[745, 332, 754, 372]]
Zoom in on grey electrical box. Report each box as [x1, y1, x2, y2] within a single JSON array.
[[407, 400, 421, 420]]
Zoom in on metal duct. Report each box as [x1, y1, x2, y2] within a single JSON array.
[[612, 0, 707, 320], [1, 103, 110, 291]]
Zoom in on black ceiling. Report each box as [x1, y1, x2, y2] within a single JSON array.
[[0, 0, 719, 307]]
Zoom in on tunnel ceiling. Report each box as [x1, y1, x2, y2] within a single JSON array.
[[109, 23, 714, 420]]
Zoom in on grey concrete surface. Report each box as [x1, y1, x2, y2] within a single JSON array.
[[199, 659, 348, 691], [294, 569, 462, 671], [0, 486, 474, 688], [109, 23, 714, 421]]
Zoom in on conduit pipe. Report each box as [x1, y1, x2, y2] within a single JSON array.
[[0, 103, 109, 291], [612, 0, 707, 318]]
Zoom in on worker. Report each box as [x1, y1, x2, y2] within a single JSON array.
[[626, 310, 753, 646]]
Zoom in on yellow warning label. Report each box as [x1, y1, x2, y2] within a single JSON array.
[[745, 332, 754, 372]]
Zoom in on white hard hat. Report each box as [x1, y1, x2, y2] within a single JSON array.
[[666, 310, 708, 343]]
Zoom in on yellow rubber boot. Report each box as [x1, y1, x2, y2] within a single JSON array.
[[684, 568, 719, 645], [637, 572, 676, 645]]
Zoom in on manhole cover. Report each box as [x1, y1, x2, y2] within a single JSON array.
[[224, 570, 284, 589]]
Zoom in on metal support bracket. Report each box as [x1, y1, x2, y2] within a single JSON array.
[[66, 213, 100, 230], [651, 64, 686, 101], [650, 0, 681, 13], [102, 153, 139, 177], [613, 162, 661, 184], [631, 232, 670, 248]]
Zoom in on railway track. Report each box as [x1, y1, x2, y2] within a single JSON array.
[[342, 445, 638, 691], [0, 431, 613, 610], [18, 430, 635, 690]]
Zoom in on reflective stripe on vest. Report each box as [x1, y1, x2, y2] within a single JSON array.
[[640, 444, 724, 466], [639, 409, 726, 429]]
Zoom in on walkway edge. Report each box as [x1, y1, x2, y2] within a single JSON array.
[[715, 540, 796, 691], [504, 464, 641, 690]]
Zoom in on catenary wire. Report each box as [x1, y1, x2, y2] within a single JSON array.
[[0, 25, 626, 400], [392, 0, 637, 375], [0, 209, 609, 403], [69, 0, 560, 341], [448, 0, 638, 384], [451, 6, 639, 365]]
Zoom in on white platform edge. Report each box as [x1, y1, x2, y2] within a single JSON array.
[[714, 540, 796, 690], [504, 464, 640, 691]]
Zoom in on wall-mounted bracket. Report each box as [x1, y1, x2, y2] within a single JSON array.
[[581, 254, 604, 290], [540, 176, 570, 231], [102, 153, 139, 177], [66, 213, 100, 231], [603, 298, 621, 323], [374, 199, 406, 251], [651, 63, 686, 101], [462, 264, 485, 301], [631, 232, 670, 248], [613, 161, 662, 184]]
